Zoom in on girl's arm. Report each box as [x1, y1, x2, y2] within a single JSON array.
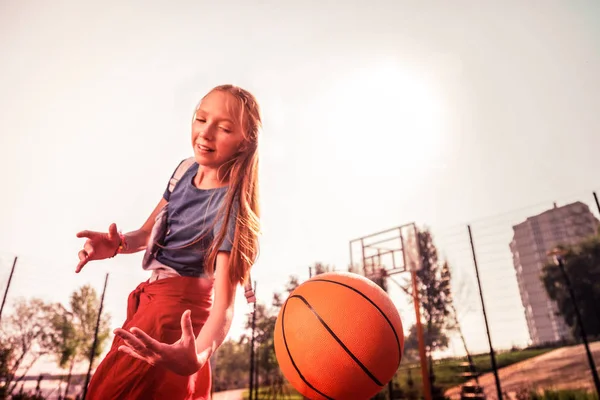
[[112, 250, 242, 376], [76, 198, 168, 272], [193, 251, 237, 358], [118, 198, 168, 254]]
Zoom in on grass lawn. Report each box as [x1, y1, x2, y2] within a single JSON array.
[[396, 347, 556, 394], [241, 386, 304, 400], [240, 347, 559, 399]]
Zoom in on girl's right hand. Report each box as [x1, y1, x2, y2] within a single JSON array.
[[75, 223, 121, 273]]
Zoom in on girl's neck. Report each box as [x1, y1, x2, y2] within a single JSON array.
[[193, 165, 229, 189]]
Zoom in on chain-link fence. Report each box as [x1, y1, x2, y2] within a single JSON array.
[[421, 189, 600, 399]]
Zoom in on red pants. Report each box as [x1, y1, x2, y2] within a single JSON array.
[[86, 276, 214, 400]]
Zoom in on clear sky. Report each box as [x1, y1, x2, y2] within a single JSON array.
[[1, 0, 600, 371]]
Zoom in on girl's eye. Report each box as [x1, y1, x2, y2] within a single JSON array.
[[220, 127, 232, 133], [196, 118, 206, 123]]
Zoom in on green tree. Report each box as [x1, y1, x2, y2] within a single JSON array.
[[309, 262, 334, 277], [244, 301, 279, 397], [402, 323, 450, 363], [47, 285, 111, 399], [0, 298, 58, 397], [541, 235, 600, 339], [414, 230, 452, 347], [403, 228, 453, 399], [243, 273, 311, 397], [284, 275, 300, 294], [0, 341, 14, 399], [211, 339, 250, 391]]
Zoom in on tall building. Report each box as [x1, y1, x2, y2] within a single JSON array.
[[510, 201, 599, 345]]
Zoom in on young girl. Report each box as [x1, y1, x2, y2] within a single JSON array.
[[75, 84, 261, 399]]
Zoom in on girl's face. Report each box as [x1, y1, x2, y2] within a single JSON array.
[[192, 90, 245, 169]]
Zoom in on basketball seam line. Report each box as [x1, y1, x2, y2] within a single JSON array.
[[306, 279, 402, 366], [290, 294, 384, 387], [281, 298, 335, 400]]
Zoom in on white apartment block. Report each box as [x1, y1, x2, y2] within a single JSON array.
[[510, 201, 599, 345]]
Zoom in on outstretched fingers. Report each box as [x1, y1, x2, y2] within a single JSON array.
[[76, 230, 97, 239], [75, 240, 95, 273], [115, 327, 162, 354], [117, 345, 155, 365], [129, 327, 163, 352], [76, 251, 88, 273], [114, 328, 145, 351]]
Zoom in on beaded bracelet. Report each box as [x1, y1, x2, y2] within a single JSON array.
[[111, 232, 128, 258], [117, 232, 128, 253]]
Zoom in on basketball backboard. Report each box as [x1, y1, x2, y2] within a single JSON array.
[[349, 223, 421, 283]]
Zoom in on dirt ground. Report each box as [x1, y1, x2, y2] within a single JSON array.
[[445, 342, 600, 399]]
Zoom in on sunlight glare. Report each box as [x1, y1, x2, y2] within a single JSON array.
[[319, 61, 446, 178]]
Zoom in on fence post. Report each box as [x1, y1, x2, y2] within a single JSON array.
[[468, 225, 503, 400], [550, 251, 600, 398], [249, 281, 257, 400], [81, 273, 109, 400], [0, 256, 18, 326]]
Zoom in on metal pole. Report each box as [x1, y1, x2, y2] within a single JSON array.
[[412, 270, 433, 400], [556, 256, 600, 397], [254, 349, 259, 400], [593, 192, 600, 219], [211, 351, 217, 397], [468, 225, 503, 400], [0, 256, 17, 325], [248, 281, 257, 400], [81, 273, 109, 400], [349, 241, 354, 271], [361, 238, 368, 276], [387, 314, 394, 400]]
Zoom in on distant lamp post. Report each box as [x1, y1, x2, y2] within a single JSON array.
[[548, 247, 600, 397]]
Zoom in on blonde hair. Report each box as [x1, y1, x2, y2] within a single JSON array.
[[202, 84, 261, 286]]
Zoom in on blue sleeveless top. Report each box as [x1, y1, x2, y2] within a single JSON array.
[[155, 161, 236, 277]]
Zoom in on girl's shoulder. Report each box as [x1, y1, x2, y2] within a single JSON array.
[[163, 157, 197, 201], [168, 157, 197, 193]]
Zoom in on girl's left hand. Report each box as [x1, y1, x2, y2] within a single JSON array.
[[114, 309, 210, 376]]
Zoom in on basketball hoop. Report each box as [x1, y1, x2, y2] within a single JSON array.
[[349, 222, 422, 277], [402, 224, 422, 272], [348, 222, 432, 400]]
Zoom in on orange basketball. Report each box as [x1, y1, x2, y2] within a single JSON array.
[[274, 271, 404, 400]]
